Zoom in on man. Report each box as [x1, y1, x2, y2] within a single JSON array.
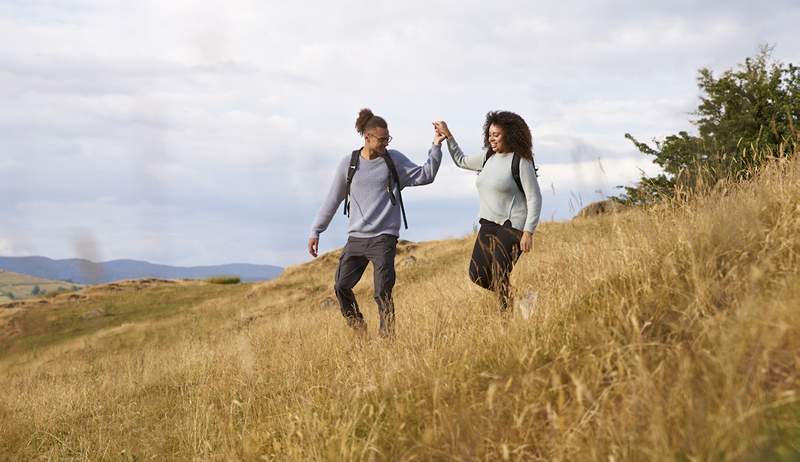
[[308, 108, 444, 337]]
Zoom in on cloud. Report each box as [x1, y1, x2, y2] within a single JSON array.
[[0, 232, 35, 257], [1, 0, 799, 265]]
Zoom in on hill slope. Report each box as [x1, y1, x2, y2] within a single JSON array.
[[0, 270, 82, 302], [1, 159, 798, 460], [0, 256, 283, 284]]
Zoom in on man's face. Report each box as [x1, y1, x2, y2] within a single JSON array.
[[365, 127, 391, 153]]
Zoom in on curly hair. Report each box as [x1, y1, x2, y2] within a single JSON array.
[[355, 108, 388, 135], [483, 110, 533, 160]]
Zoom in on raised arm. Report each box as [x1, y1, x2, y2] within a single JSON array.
[[391, 143, 443, 188], [434, 121, 485, 171]]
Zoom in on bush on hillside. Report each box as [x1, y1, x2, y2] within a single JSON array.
[[620, 46, 800, 204], [205, 276, 241, 285]]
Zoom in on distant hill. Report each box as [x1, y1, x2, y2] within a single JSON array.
[[0, 270, 82, 302], [0, 257, 283, 284]]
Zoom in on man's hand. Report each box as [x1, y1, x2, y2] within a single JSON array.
[[520, 231, 533, 253], [432, 122, 447, 145], [308, 237, 319, 258]]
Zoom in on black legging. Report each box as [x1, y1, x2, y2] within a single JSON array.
[[469, 219, 523, 311]]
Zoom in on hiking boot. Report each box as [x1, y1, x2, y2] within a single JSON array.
[[346, 316, 367, 336], [515, 290, 538, 320]]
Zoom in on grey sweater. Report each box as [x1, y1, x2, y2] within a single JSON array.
[[447, 137, 542, 233], [310, 146, 442, 239]]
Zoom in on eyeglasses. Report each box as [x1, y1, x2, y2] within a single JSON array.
[[368, 134, 393, 145]]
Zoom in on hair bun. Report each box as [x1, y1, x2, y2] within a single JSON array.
[[355, 108, 374, 134]]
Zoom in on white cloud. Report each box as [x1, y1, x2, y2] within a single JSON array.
[[541, 157, 662, 193], [1, 0, 799, 265], [0, 234, 35, 257], [411, 154, 661, 205]]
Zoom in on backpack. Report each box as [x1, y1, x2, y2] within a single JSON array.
[[342, 149, 408, 229], [482, 152, 539, 196]]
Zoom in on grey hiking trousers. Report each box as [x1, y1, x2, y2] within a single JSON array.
[[334, 234, 397, 336]]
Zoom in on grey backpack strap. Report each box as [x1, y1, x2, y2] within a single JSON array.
[[342, 150, 360, 217]]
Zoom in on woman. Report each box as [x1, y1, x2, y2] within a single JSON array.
[[309, 108, 444, 337], [434, 111, 542, 313]]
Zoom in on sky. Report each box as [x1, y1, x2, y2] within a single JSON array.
[[1, 0, 799, 267]]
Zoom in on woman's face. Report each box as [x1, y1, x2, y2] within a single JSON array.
[[488, 123, 507, 153]]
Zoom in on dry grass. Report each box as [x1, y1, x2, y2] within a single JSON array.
[[1, 157, 799, 461]]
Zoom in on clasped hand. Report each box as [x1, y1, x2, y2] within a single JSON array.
[[431, 120, 451, 145]]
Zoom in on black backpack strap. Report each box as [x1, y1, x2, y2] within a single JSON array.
[[512, 152, 524, 196], [380, 153, 408, 229], [485, 151, 538, 196], [342, 150, 360, 217]]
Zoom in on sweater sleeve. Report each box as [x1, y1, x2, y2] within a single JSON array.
[[519, 157, 543, 233], [445, 137, 486, 171], [309, 156, 349, 238], [391, 145, 442, 188]]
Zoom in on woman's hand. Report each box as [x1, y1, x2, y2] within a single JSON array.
[[432, 122, 447, 145], [308, 237, 319, 258], [433, 120, 452, 139], [520, 231, 533, 253]]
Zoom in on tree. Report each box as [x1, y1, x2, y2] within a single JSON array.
[[31, 285, 41, 296], [620, 46, 800, 204]]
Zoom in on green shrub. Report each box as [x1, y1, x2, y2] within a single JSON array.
[[205, 276, 241, 285], [621, 46, 800, 204]]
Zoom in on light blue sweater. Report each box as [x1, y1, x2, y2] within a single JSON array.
[[446, 137, 542, 233], [310, 146, 442, 239]]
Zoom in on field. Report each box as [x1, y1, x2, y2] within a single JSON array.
[[0, 271, 82, 303], [1, 157, 799, 460]]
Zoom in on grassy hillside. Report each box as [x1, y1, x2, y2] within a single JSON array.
[[0, 270, 82, 303], [1, 158, 799, 460]]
